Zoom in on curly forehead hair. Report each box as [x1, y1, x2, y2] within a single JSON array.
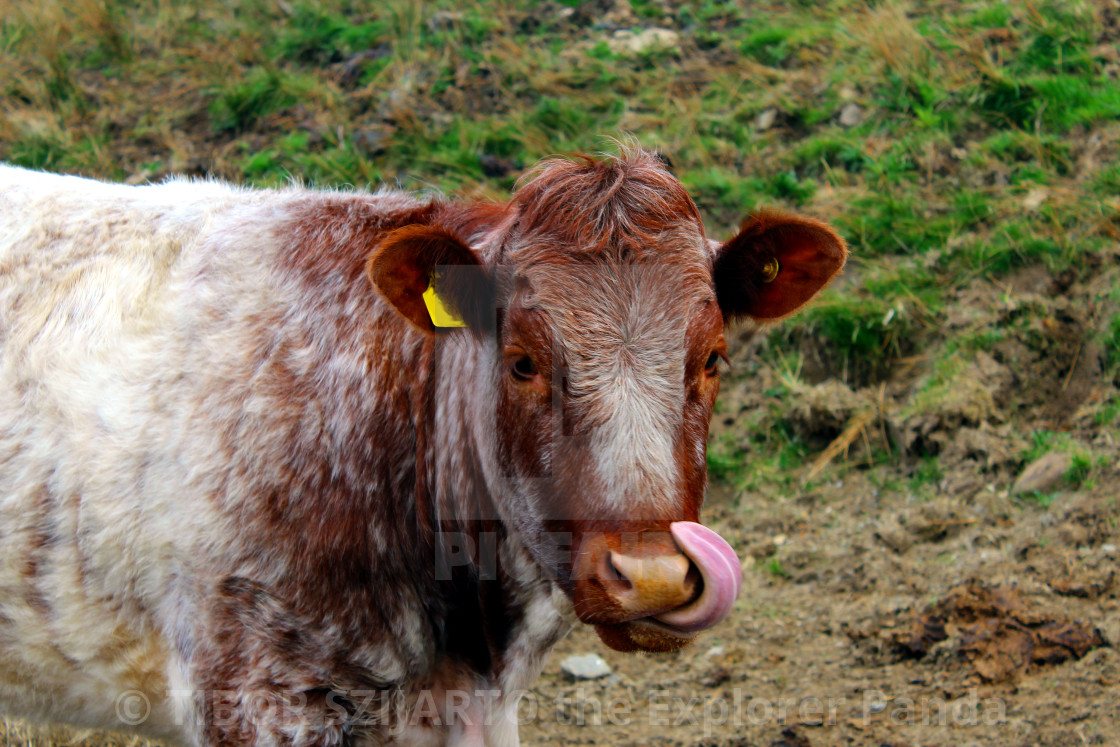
[[509, 145, 705, 256]]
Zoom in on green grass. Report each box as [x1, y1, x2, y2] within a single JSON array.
[[1, 0, 1117, 488], [765, 558, 792, 580], [1018, 490, 1058, 509], [909, 456, 944, 492], [209, 67, 314, 133], [707, 432, 747, 485], [1020, 430, 1057, 464], [1104, 315, 1120, 371]]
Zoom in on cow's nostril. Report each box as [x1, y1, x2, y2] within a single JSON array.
[[601, 550, 631, 589], [683, 562, 702, 602]]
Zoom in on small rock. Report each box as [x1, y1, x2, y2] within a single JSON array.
[[1101, 612, 1120, 647], [608, 27, 680, 55], [353, 127, 392, 156], [1102, 544, 1117, 555], [427, 10, 464, 32], [561, 653, 611, 680], [124, 169, 155, 186], [699, 664, 731, 687], [1012, 451, 1072, 496], [839, 102, 862, 127], [756, 108, 778, 131], [704, 645, 726, 658], [744, 537, 777, 559], [1022, 187, 1048, 210], [874, 518, 913, 554]]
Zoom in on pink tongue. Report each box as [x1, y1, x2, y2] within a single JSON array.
[[655, 522, 742, 632]]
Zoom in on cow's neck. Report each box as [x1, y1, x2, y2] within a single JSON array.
[[419, 334, 572, 686]]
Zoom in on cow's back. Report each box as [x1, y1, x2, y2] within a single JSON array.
[[0, 166, 452, 741], [0, 167, 256, 736]]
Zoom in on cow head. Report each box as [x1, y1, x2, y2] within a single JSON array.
[[368, 149, 846, 653]]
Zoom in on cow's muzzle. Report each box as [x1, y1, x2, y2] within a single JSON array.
[[572, 522, 741, 653]]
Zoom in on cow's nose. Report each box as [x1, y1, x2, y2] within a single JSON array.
[[602, 548, 700, 616]]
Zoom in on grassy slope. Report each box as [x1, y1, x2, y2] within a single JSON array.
[[1, 0, 1119, 744]]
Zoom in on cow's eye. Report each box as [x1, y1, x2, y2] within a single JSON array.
[[704, 351, 721, 376], [511, 356, 539, 381]]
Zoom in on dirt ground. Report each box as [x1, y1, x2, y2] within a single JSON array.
[[521, 482, 1119, 747]]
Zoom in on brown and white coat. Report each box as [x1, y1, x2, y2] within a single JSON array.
[[0, 148, 845, 746]]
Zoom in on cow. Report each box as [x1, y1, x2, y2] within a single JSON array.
[[0, 146, 846, 746]]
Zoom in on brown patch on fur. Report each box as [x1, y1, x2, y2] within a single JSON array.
[[19, 487, 54, 617], [279, 197, 441, 288], [184, 191, 532, 742], [443, 200, 511, 245], [192, 577, 383, 745], [675, 299, 724, 517], [510, 149, 705, 261]]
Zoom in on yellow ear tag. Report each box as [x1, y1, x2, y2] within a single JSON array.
[[761, 256, 781, 284], [422, 275, 467, 328]]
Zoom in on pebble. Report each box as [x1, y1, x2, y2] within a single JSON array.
[[874, 519, 913, 554], [839, 102, 863, 127], [1022, 187, 1048, 210], [427, 11, 464, 31], [608, 27, 680, 55], [561, 653, 612, 680], [1011, 451, 1072, 496], [353, 128, 390, 156], [755, 108, 778, 130]]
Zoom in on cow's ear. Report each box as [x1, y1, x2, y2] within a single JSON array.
[[712, 210, 847, 322], [367, 225, 492, 334]]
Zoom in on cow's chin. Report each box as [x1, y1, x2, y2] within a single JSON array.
[[594, 619, 699, 653]]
